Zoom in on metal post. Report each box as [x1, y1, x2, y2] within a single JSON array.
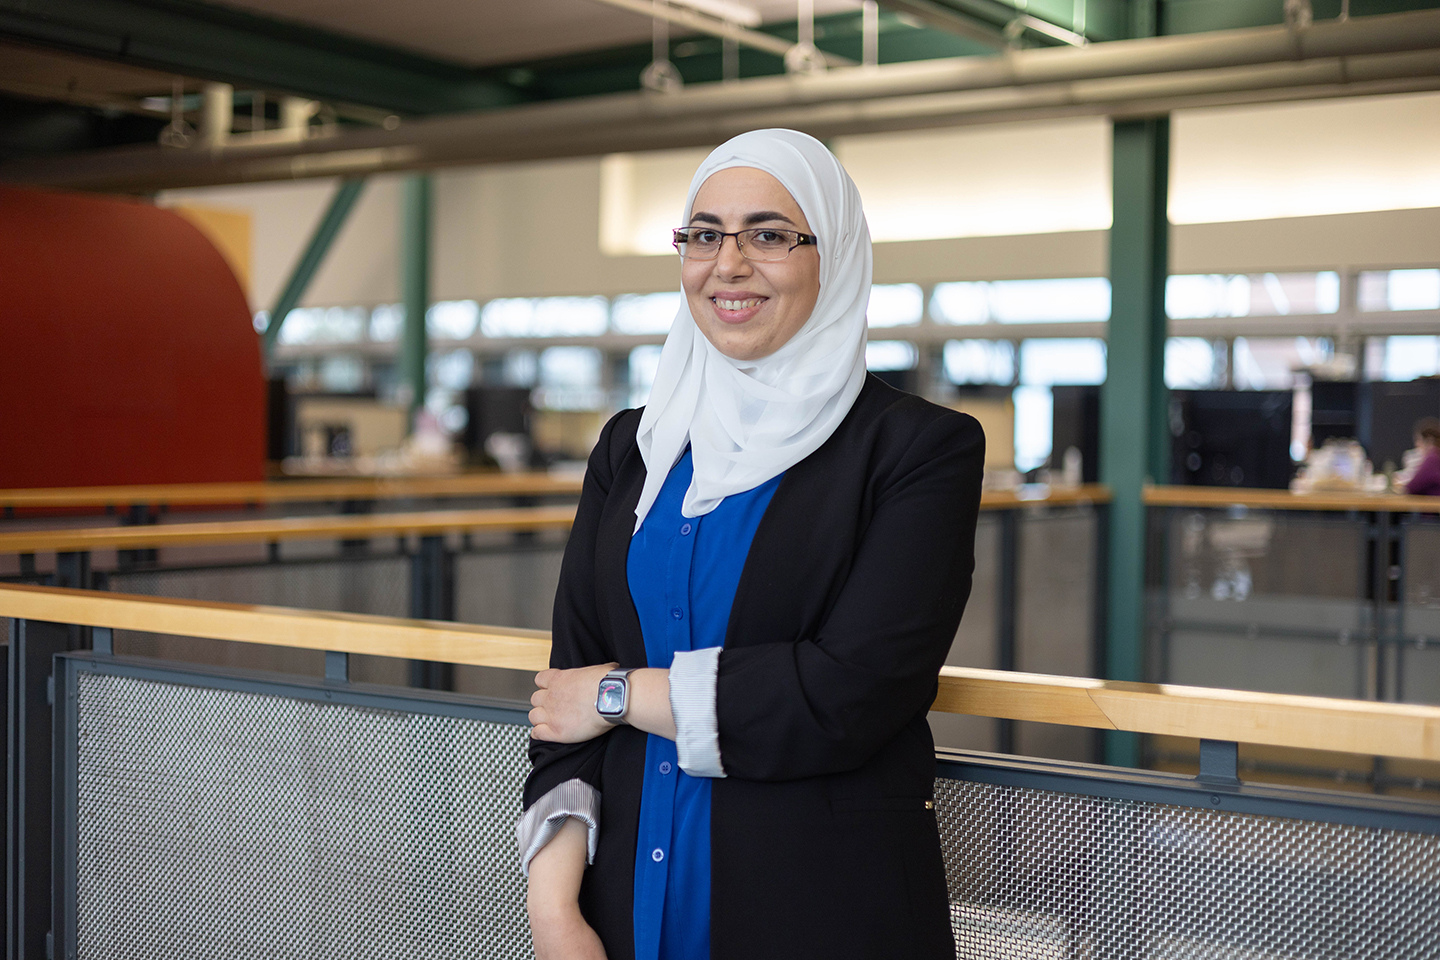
[[262, 178, 367, 354], [1367, 509, 1391, 702], [325, 651, 350, 683], [118, 504, 157, 570], [53, 553, 90, 592], [997, 508, 1019, 754], [401, 173, 432, 429], [408, 535, 453, 690], [1102, 116, 1170, 768], [7, 619, 75, 960], [1090, 500, 1110, 763]]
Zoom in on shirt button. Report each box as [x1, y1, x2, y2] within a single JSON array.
[[680, 523, 692, 536], [652, 848, 665, 862], [659, 761, 672, 775], [671, 607, 684, 620]]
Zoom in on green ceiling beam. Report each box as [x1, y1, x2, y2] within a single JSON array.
[[0, 0, 523, 115], [1160, 0, 1440, 35]]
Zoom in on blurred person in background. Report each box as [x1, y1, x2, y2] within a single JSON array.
[[1406, 417, 1440, 496]]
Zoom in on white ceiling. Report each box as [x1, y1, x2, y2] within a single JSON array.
[[212, 0, 862, 67]]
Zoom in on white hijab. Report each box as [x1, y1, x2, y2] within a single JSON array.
[[633, 128, 872, 531]]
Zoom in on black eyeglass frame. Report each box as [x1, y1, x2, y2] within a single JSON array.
[[671, 226, 818, 262]]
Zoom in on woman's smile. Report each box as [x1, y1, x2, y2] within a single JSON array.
[[708, 291, 768, 323]]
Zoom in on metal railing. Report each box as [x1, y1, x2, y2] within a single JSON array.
[[1145, 485, 1440, 790], [6, 583, 1440, 960], [2, 487, 1111, 759]]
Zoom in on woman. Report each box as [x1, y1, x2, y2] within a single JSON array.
[[1406, 417, 1440, 496], [519, 128, 984, 960]]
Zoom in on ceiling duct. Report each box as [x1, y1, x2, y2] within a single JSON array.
[[4, 8, 1440, 193]]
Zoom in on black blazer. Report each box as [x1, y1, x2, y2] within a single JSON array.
[[525, 374, 985, 960]]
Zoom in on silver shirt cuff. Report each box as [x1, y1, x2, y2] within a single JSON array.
[[670, 646, 726, 778], [515, 778, 600, 877]]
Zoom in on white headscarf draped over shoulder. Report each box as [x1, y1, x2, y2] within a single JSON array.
[[632, 128, 872, 532]]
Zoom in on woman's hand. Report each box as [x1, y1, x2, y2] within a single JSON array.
[[528, 818, 608, 960], [529, 664, 617, 743], [530, 903, 608, 960]]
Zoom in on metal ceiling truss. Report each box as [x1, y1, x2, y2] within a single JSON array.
[[589, 0, 856, 66], [0, 0, 524, 115], [876, 0, 1094, 49], [4, 7, 1440, 192], [8, 13, 1440, 192]]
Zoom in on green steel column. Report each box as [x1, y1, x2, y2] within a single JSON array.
[[263, 178, 366, 354], [401, 173, 432, 428], [1102, 116, 1170, 767]]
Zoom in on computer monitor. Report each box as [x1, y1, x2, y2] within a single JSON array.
[[1170, 390, 1294, 489]]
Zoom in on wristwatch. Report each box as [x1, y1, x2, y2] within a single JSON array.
[[596, 668, 636, 725]]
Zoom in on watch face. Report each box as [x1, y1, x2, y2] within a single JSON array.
[[597, 678, 626, 715]]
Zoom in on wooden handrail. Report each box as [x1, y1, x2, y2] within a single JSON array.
[[0, 506, 577, 553], [4, 582, 1437, 763], [1146, 485, 1440, 514], [0, 486, 1108, 553], [0, 583, 550, 671], [0, 473, 584, 510], [978, 483, 1109, 509]]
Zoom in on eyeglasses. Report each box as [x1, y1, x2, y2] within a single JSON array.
[[672, 226, 817, 262]]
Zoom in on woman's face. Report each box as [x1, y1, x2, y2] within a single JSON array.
[[682, 166, 821, 362]]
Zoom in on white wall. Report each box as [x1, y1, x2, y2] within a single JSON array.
[[161, 90, 1440, 312], [1171, 92, 1440, 224]]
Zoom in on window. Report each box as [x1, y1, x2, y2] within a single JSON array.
[[502, 350, 538, 387], [931, 279, 1109, 324], [1358, 269, 1440, 312], [430, 349, 475, 391], [275, 306, 367, 345], [1231, 337, 1332, 391], [427, 300, 480, 340], [1165, 272, 1339, 319], [317, 355, 365, 392], [1374, 336, 1440, 381], [481, 297, 609, 338], [628, 344, 664, 408], [1019, 338, 1106, 386], [1165, 338, 1223, 389], [1011, 339, 1106, 473], [612, 292, 682, 335], [867, 284, 923, 328], [865, 341, 918, 371], [943, 340, 1015, 385], [1013, 386, 1053, 473], [535, 347, 605, 410], [370, 304, 403, 342]]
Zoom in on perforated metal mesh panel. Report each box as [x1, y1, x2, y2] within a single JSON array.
[[936, 777, 1440, 960], [73, 672, 532, 960]]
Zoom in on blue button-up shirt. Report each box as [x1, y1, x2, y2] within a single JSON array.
[[626, 450, 782, 960]]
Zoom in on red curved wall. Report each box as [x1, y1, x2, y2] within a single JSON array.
[[0, 185, 264, 488]]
